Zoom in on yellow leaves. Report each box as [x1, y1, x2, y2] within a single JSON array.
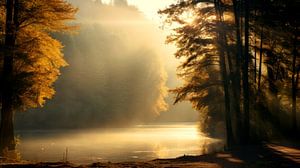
[[18, 0, 78, 32], [1, 148, 22, 163], [154, 69, 169, 114], [0, 0, 78, 111]]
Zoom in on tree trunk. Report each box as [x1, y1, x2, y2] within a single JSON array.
[[253, 8, 257, 84], [292, 32, 298, 133], [258, 26, 263, 92], [214, 0, 234, 148], [232, 0, 242, 144], [254, 37, 257, 83], [295, 67, 299, 133], [0, 0, 16, 154], [242, 0, 250, 144]]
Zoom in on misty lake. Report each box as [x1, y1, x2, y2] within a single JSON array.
[[16, 123, 218, 164]]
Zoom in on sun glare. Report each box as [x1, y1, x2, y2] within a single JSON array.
[[99, 0, 177, 23]]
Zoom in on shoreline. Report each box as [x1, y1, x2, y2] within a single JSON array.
[[1, 143, 300, 168]]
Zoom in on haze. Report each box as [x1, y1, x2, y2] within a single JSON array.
[[15, 0, 197, 129]]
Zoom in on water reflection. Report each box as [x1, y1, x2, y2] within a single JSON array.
[[17, 123, 213, 164]]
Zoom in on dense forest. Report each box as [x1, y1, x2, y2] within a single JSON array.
[[160, 0, 300, 147]]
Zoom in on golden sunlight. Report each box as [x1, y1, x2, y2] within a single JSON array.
[[1, 0, 299, 167]]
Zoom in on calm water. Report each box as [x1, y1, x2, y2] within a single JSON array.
[[17, 123, 216, 164]]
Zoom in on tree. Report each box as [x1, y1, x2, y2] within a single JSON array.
[[0, 0, 17, 153], [0, 0, 77, 155], [232, 0, 243, 144], [161, 0, 300, 148], [214, 0, 235, 148], [242, 0, 250, 144], [160, 0, 236, 147], [288, 1, 299, 134]]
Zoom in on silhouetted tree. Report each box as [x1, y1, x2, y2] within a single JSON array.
[[0, 0, 17, 154], [0, 0, 77, 156], [160, 0, 236, 147], [242, 0, 250, 144], [161, 0, 300, 148]]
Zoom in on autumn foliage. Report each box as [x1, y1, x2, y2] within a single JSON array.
[[0, 0, 77, 155]]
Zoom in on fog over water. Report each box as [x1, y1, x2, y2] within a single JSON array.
[[15, 0, 197, 129], [14, 0, 212, 163], [17, 123, 214, 164]]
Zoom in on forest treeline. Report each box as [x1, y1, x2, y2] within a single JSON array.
[[160, 0, 299, 147], [15, 0, 170, 130], [0, 0, 77, 157]]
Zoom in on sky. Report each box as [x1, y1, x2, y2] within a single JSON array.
[[102, 0, 177, 18], [16, 0, 197, 129], [125, 0, 177, 21]]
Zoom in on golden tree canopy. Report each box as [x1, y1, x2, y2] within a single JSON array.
[[0, 0, 78, 111]]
